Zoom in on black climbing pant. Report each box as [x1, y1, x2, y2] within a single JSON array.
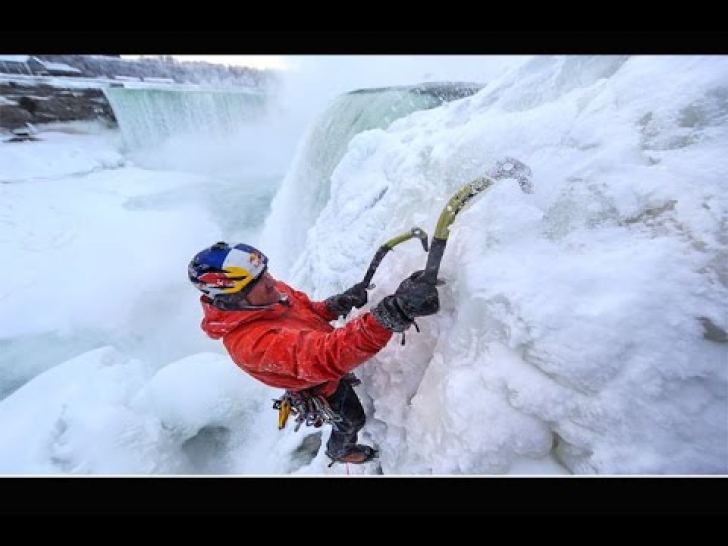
[[325, 378, 366, 459]]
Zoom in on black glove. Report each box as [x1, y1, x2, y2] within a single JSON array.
[[394, 270, 440, 318], [325, 282, 368, 317], [371, 271, 440, 332]]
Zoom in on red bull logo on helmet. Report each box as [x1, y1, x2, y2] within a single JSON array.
[[198, 271, 240, 288]]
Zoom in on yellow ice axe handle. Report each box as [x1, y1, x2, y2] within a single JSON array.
[[361, 227, 429, 288], [423, 176, 495, 284]]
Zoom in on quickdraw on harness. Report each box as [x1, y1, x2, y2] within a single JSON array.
[[273, 389, 344, 432]]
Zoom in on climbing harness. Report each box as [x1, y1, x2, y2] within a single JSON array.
[[273, 389, 344, 432]]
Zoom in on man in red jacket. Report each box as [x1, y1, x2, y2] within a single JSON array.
[[188, 241, 439, 465]]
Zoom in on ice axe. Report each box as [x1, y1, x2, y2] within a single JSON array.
[[361, 227, 429, 290], [421, 157, 533, 285]]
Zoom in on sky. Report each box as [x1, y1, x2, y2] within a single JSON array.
[[0, 55, 726, 475], [121, 55, 291, 71]]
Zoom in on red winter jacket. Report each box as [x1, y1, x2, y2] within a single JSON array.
[[199, 281, 392, 398]]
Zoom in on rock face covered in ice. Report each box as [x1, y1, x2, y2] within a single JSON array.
[[0, 81, 116, 130], [285, 56, 728, 474]]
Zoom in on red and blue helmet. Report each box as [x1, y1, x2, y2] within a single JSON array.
[[188, 242, 268, 298]]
